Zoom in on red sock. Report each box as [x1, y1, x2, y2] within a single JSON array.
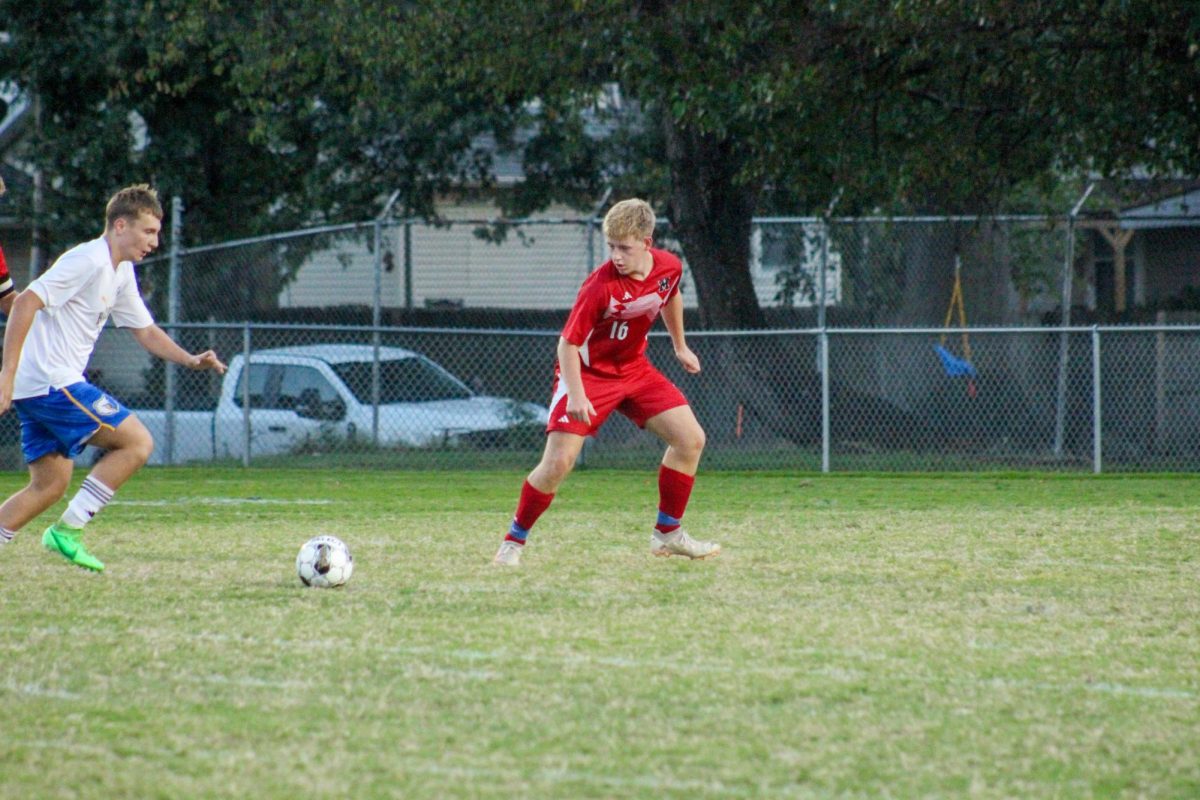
[[506, 480, 555, 544], [655, 465, 695, 533]]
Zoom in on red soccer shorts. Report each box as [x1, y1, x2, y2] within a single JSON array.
[[545, 360, 689, 437]]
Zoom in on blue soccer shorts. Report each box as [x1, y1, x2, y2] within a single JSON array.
[[14, 382, 132, 463]]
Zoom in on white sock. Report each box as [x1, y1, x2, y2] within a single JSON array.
[[0, 526, 14, 545], [62, 477, 115, 529]]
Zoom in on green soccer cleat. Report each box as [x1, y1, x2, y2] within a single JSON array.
[[42, 523, 105, 572]]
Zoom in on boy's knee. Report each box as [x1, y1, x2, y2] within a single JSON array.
[[119, 427, 155, 466], [534, 449, 577, 487], [137, 434, 156, 464], [677, 426, 706, 457], [546, 451, 577, 480]]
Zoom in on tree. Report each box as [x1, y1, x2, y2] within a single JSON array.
[[232, 0, 824, 327], [230, 0, 1200, 328], [0, 0, 316, 257], [4, 1, 1198, 327]]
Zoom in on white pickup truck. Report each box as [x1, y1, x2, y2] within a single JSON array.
[[126, 343, 549, 464]]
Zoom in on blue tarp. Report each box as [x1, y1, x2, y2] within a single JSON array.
[[934, 344, 977, 378]]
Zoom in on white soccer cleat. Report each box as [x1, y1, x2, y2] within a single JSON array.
[[493, 540, 524, 566], [650, 529, 721, 560]]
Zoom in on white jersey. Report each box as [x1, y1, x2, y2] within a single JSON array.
[[14, 237, 154, 400]]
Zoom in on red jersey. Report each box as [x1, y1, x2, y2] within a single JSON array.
[[560, 247, 682, 376], [0, 243, 12, 298]]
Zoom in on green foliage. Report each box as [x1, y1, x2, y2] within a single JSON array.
[[0, 0, 317, 253], [223, 0, 1200, 324], [835, 221, 909, 316], [1006, 219, 1069, 308], [1, 1, 1197, 324]]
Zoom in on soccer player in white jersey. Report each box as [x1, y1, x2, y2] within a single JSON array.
[[0, 185, 226, 571], [493, 198, 718, 566]]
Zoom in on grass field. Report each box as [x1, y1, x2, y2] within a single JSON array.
[[0, 468, 1197, 799]]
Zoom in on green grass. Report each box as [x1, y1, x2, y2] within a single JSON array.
[[0, 469, 1197, 799]]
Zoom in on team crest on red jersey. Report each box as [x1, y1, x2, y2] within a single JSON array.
[[658, 277, 671, 293], [605, 293, 666, 320]]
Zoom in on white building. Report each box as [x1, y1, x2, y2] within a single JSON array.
[[276, 206, 841, 312]]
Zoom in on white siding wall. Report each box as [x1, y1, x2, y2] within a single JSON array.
[[277, 242, 391, 309], [279, 219, 705, 310]]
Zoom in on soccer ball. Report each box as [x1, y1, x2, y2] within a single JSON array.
[[296, 535, 354, 588]]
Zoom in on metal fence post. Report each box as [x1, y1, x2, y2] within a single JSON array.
[[372, 191, 401, 447], [588, 187, 612, 280], [28, 94, 45, 282], [817, 198, 840, 474], [372, 218, 383, 446], [817, 220, 829, 330], [242, 323, 252, 468], [1054, 183, 1095, 457], [821, 330, 831, 473], [816, 191, 840, 331], [1092, 325, 1102, 474], [403, 220, 413, 310], [164, 195, 183, 466], [586, 217, 595, 278], [373, 217, 383, 329]]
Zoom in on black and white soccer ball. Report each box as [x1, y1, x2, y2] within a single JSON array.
[[296, 535, 354, 588]]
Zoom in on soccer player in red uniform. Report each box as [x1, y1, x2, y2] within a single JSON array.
[[0, 238, 15, 316], [493, 198, 719, 566], [0, 175, 15, 316]]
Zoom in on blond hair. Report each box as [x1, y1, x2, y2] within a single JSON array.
[[602, 198, 655, 241], [105, 184, 163, 229]]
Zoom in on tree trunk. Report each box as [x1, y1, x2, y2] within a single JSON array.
[[659, 118, 811, 446], [662, 119, 765, 330]]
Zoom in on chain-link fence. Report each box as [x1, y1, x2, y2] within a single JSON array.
[[5, 203, 1196, 473], [12, 321, 1193, 473], [137, 218, 607, 327], [603, 324, 1200, 473], [136, 210, 1200, 329]]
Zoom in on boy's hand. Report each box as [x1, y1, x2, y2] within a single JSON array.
[[190, 350, 227, 374], [566, 393, 596, 425], [675, 346, 701, 374]]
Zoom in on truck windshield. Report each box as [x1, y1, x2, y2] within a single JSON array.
[[331, 358, 473, 404]]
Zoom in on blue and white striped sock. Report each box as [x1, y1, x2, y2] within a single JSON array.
[[0, 526, 14, 545]]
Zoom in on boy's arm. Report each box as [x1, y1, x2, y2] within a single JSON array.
[[0, 290, 46, 414], [661, 293, 700, 374], [557, 336, 596, 424], [130, 324, 227, 373]]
